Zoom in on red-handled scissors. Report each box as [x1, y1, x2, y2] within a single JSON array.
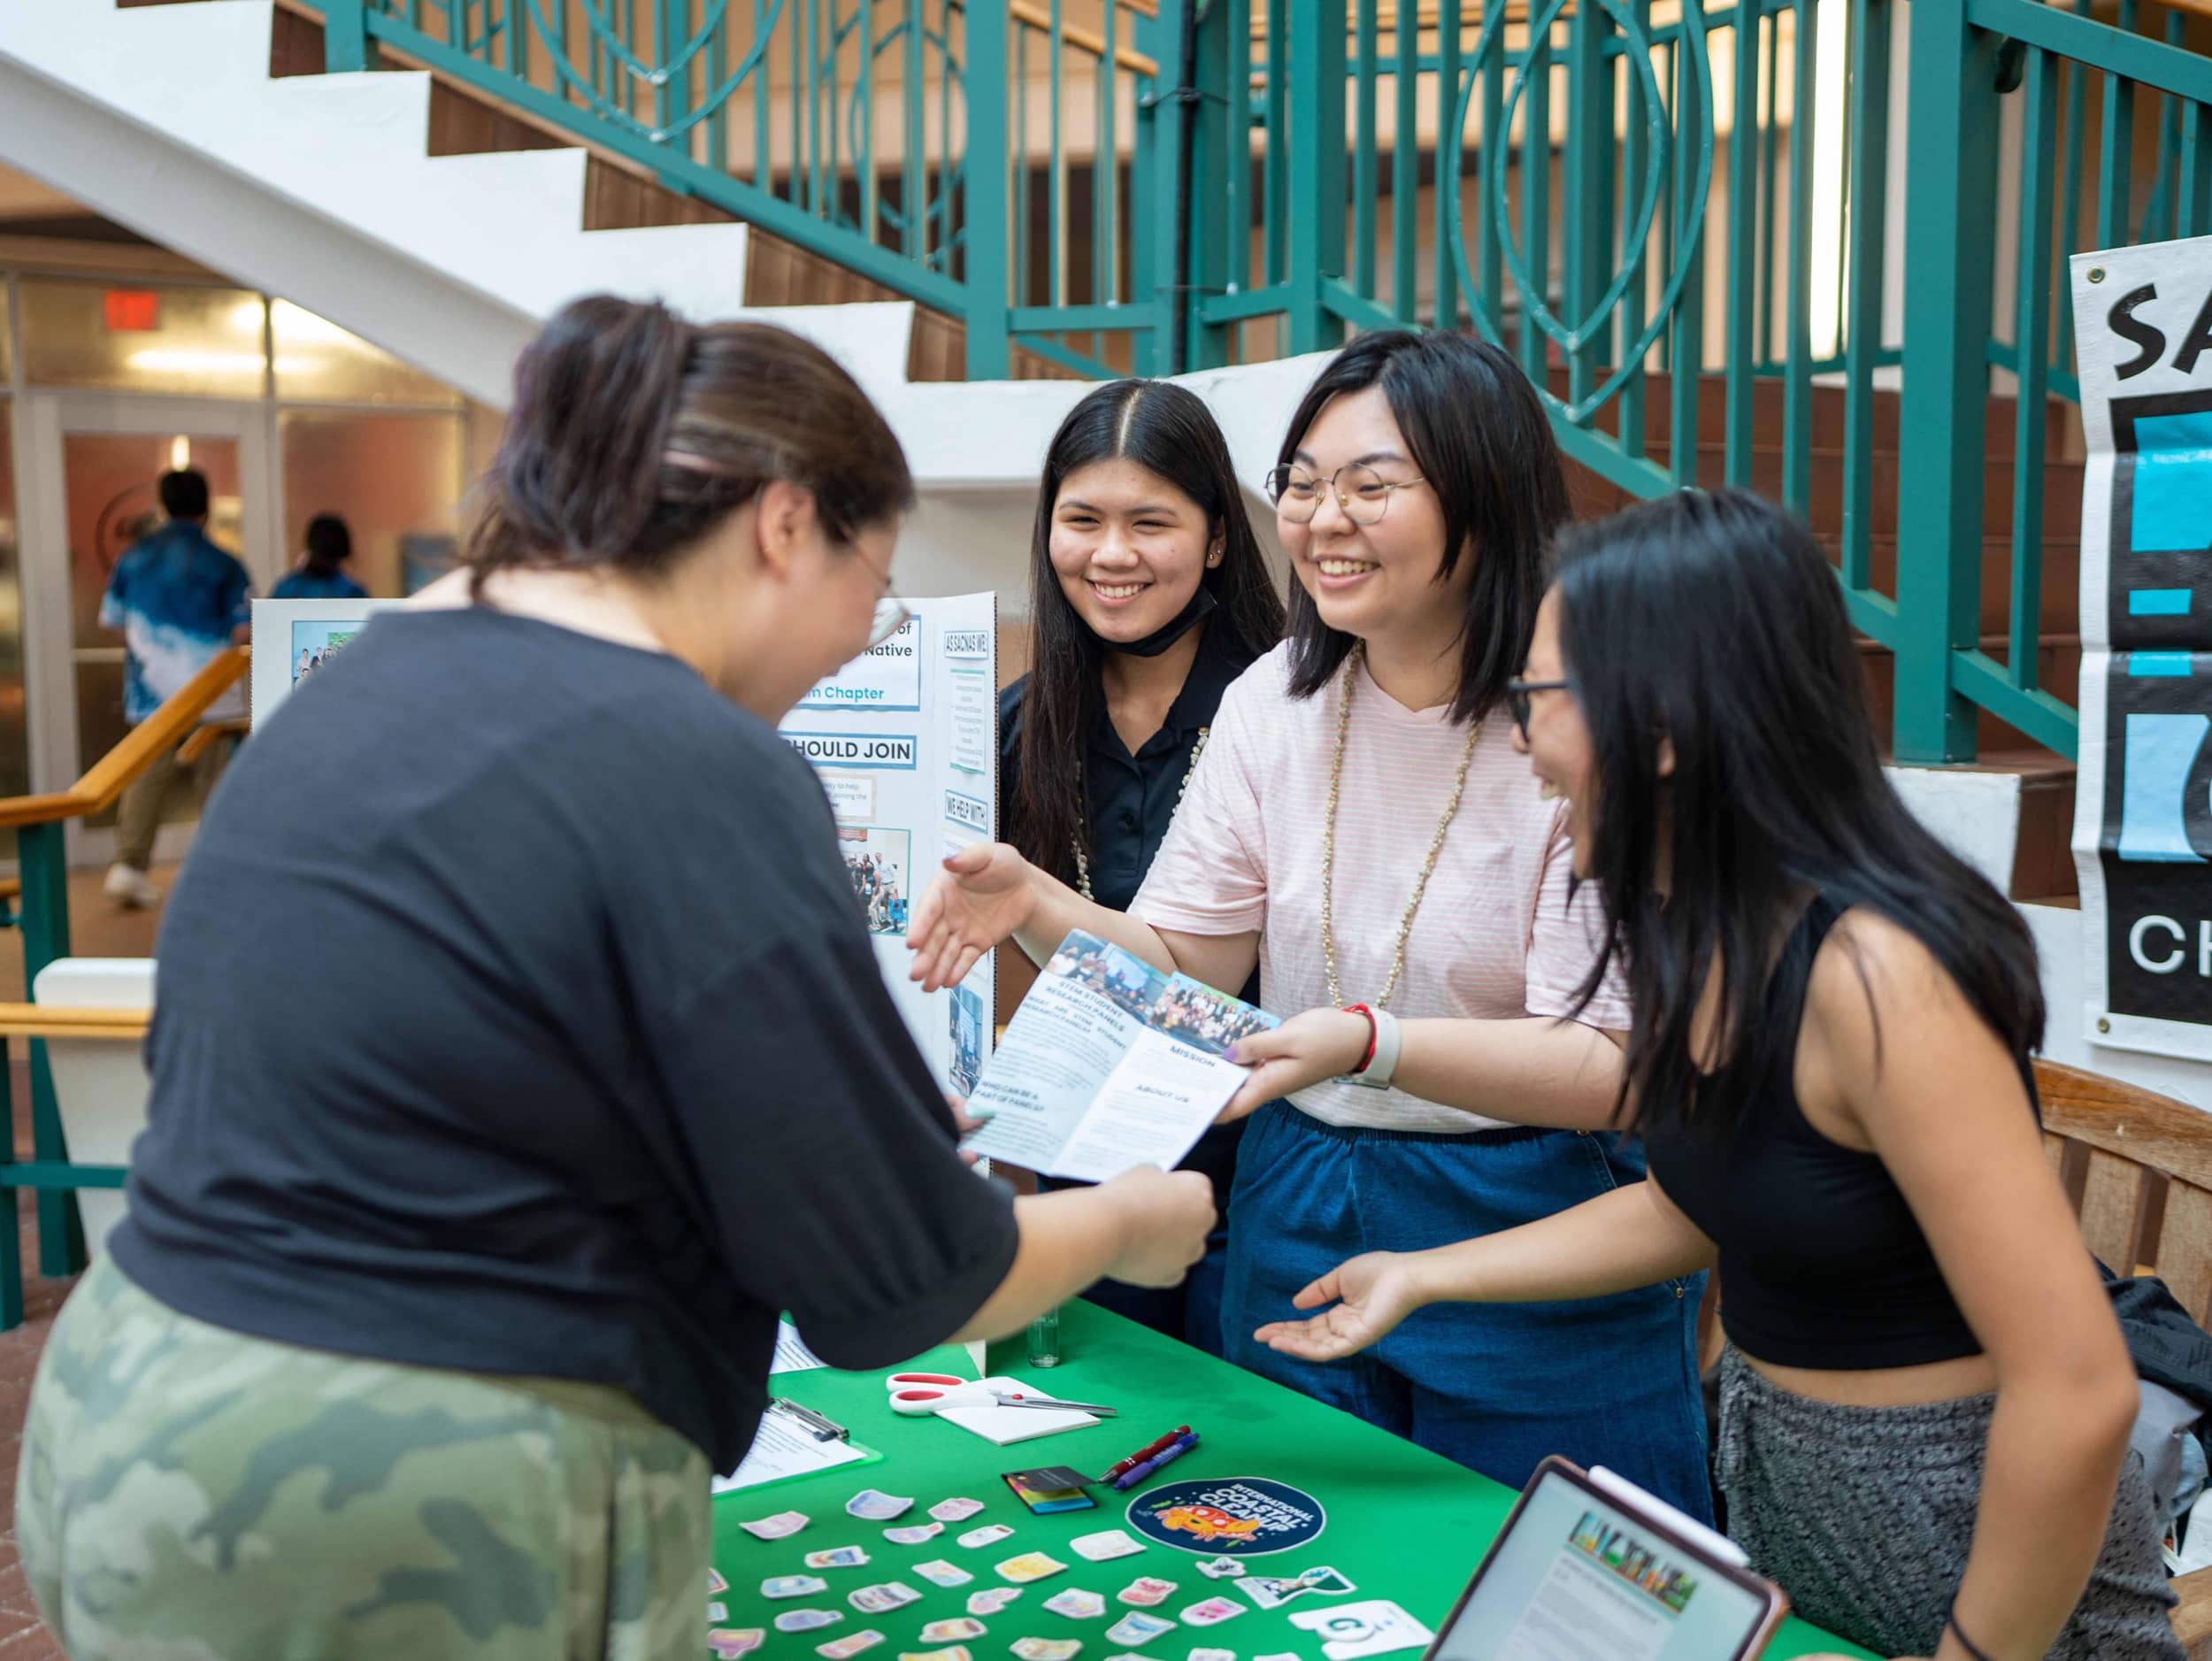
[[885, 1373, 998, 1415]]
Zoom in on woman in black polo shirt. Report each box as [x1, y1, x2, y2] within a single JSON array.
[[998, 381, 1284, 1351], [17, 297, 1215, 1661]]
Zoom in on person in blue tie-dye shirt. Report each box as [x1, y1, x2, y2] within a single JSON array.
[[272, 514, 367, 602], [98, 469, 253, 909]]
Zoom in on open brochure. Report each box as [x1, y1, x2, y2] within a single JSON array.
[[958, 931, 1278, 1181]]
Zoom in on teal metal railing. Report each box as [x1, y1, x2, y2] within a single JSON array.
[[322, 0, 1185, 376], [313, 0, 2212, 764]]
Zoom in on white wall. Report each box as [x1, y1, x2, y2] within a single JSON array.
[[1890, 765, 2212, 1113]]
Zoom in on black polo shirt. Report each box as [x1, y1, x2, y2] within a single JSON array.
[[999, 622, 1260, 1193], [999, 622, 1256, 916]]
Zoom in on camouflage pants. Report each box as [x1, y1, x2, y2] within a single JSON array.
[[17, 1255, 711, 1660]]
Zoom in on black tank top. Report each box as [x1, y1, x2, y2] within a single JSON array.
[[1641, 896, 1996, 1371]]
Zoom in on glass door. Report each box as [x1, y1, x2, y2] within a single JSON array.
[[18, 394, 274, 865]]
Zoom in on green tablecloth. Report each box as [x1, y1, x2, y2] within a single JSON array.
[[710, 1301, 1873, 1659]]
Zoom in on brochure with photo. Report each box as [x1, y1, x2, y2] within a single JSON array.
[[958, 930, 1278, 1181]]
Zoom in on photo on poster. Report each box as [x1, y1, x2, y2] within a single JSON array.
[[291, 619, 371, 684], [841, 827, 912, 937], [950, 984, 986, 1097]]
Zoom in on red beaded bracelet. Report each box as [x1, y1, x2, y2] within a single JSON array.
[[1344, 1004, 1380, 1075]]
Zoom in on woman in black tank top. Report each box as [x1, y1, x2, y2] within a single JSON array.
[[1232, 491, 2178, 1661]]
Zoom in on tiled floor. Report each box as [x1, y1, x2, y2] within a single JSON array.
[[0, 862, 172, 1658]]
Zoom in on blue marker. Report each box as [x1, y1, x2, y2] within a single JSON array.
[[1112, 1430, 1200, 1490]]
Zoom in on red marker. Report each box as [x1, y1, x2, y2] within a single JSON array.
[[1101, 1426, 1192, 1485]]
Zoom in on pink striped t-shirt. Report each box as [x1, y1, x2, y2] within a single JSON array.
[[1132, 642, 1630, 1133]]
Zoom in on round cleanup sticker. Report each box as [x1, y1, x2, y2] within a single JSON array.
[[1124, 1477, 1326, 1557]]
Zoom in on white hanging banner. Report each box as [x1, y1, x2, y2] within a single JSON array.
[[2068, 237, 2212, 1063]]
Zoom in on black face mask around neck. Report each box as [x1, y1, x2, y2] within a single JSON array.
[[1107, 583, 1217, 657]]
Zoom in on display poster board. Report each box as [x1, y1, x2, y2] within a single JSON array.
[[2069, 237, 2212, 1062], [780, 595, 999, 1089], [249, 597, 407, 724]]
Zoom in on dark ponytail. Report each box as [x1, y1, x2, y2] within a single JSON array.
[[466, 296, 914, 590]]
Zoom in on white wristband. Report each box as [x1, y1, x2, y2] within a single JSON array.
[[1363, 1006, 1402, 1091]]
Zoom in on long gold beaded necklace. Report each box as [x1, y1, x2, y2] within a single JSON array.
[[1319, 642, 1482, 1010], [1073, 728, 1210, 902]]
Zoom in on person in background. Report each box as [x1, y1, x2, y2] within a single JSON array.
[[99, 467, 251, 911], [915, 332, 1709, 1518], [1240, 489, 2178, 1661], [18, 297, 1214, 1659], [997, 378, 1285, 1353], [272, 513, 367, 601]]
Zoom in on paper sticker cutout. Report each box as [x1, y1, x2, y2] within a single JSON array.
[[776, 1610, 845, 1634], [819, 1632, 887, 1659], [971, 1588, 1025, 1616], [710, 1603, 730, 1623], [1118, 1578, 1178, 1607], [1188, 1649, 1238, 1661], [849, 1582, 924, 1613], [1071, 1531, 1146, 1563], [902, 1648, 976, 1661], [1010, 1640, 1084, 1661], [1194, 1559, 1245, 1581], [849, 1490, 918, 1522], [806, 1548, 873, 1570], [923, 1619, 990, 1642], [997, 1552, 1070, 1585], [1041, 1589, 1108, 1619], [1241, 1568, 1355, 1611], [933, 1497, 990, 1523], [1106, 1613, 1177, 1647], [887, 1523, 948, 1546], [709, 1569, 731, 1595], [1126, 1480, 1325, 1557], [917, 1559, 977, 1588], [709, 1630, 765, 1658], [1179, 1599, 1245, 1627], [766, 1576, 831, 1599], [743, 1511, 811, 1541], [1287, 1602, 1432, 1661], [960, 1524, 1019, 1549]]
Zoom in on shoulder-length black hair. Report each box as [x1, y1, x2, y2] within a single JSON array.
[[1011, 380, 1285, 888], [1553, 488, 2043, 1137], [1276, 330, 1566, 726]]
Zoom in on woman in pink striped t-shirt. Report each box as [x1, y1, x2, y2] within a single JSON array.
[[911, 331, 1708, 1519]]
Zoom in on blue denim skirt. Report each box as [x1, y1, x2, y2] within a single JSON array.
[[1217, 1102, 1712, 1522]]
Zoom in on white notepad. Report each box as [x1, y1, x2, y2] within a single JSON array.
[[933, 1375, 1100, 1446]]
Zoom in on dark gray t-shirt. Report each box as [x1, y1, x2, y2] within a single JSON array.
[[108, 606, 1018, 1472]]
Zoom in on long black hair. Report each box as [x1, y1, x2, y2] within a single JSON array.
[[1277, 331, 1565, 725], [1011, 380, 1285, 887], [1553, 488, 2044, 1136]]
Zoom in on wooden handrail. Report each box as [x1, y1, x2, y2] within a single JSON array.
[[177, 719, 251, 769], [0, 1004, 150, 1041], [1006, 3, 1160, 76], [0, 648, 249, 831]]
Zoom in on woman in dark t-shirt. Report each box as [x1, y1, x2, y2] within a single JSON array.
[[17, 297, 1216, 1661], [996, 380, 1284, 1352]]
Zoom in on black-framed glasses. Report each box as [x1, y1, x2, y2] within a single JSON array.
[[1263, 463, 1427, 525], [1503, 678, 1572, 739]]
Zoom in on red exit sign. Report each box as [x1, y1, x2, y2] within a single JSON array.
[[104, 289, 160, 332]]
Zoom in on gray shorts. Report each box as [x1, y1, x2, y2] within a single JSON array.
[[1717, 1348, 2183, 1659]]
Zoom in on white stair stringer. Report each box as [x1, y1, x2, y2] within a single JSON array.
[[0, 0, 916, 406]]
